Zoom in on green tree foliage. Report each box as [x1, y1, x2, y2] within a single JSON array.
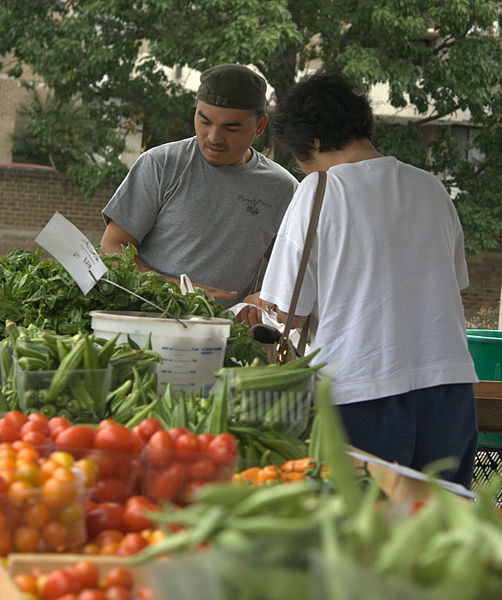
[[0, 0, 501, 253]]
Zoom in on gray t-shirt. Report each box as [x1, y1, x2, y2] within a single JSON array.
[[102, 136, 298, 305]]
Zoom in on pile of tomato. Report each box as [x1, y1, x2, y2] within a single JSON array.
[[13, 560, 153, 600], [140, 422, 239, 504], [0, 441, 93, 555], [82, 496, 169, 557], [0, 411, 239, 557], [0, 411, 239, 505]]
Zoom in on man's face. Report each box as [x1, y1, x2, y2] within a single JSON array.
[[194, 100, 268, 166]]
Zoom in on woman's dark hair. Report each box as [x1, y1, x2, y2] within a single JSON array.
[[273, 69, 374, 162]]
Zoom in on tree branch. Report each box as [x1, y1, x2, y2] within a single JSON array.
[[441, 161, 490, 186]]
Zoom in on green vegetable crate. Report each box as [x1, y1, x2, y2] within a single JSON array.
[[466, 329, 502, 380], [15, 362, 112, 422], [466, 331, 502, 501], [223, 369, 316, 438]]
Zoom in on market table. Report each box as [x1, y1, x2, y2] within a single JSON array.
[[473, 380, 502, 501], [475, 380, 502, 433]]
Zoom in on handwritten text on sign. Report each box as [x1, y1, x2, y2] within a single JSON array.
[[35, 212, 107, 295]]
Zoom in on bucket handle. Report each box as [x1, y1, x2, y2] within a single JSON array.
[[180, 273, 195, 295]]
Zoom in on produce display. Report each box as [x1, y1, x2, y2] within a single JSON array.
[[0, 439, 88, 555], [125, 383, 502, 600], [11, 559, 153, 600], [0, 246, 266, 367], [0, 244, 501, 600]]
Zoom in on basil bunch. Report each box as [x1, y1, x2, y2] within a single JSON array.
[[0, 245, 265, 367]]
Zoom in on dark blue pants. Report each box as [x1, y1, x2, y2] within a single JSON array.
[[337, 383, 478, 489]]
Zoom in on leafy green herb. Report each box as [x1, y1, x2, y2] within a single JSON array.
[[0, 245, 265, 366]]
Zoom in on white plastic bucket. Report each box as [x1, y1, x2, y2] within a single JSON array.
[[89, 310, 232, 397]]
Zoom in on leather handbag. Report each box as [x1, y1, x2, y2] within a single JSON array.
[[252, 170, 327, 364]]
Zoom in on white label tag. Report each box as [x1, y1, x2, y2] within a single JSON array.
[[35, 212, 107, 295]]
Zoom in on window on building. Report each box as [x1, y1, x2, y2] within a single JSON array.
[[451, 125, 484, 162]]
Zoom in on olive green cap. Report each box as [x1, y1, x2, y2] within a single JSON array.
[[196, 63, 267, 111]]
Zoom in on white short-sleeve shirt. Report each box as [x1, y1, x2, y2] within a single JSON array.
[[261, 157, 478, 404]]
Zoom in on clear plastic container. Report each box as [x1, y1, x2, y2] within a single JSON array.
[[53, 445, 142, 504], [0, 468, 87, 554], [224, 370, 315, 437], [16, 363, 112, 422], [140, 444, 237, 506]]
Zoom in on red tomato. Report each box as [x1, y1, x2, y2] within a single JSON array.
[[55, 425, 96, 450], [104, 587, 133, 600], [49, 416, 71, 434], [124, 495, 154, 508], [50, 426, 68, 441], [94, 425, 134, 454], [122, 500, 156, 532], [86, 503, 125, 538], [68, 560, 100, 589], [0, 421, 20, 442], [131, 428, 145, 455], [174, 433, 200, 463], [21, 430, 51, 453], [84, 450, 119, 479], [136, 418, 164, 442], [146, 430, 174, 467], [197, 433, 215, 452], [3, 410, 28, 430], [102, 567, 134, 590], [91, 478, 130, 504], [97, 419, 118, 430], [167, 426, 190, 441], [115, 532, 149, 556], [147, 462, 186, 503], [136, 588, 154, 600], [187, 457, 216, 481], [27, 412, 50, 427], [42, 568, 82, 599], [93, 529, 124, 548], [78, 591, 107, 600], [182, 480, 206, 503], [20, 419, 50, 437], [207, 433, 238, 466]]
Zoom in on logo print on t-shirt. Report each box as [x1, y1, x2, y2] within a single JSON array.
[[239, 195, 272, 215]]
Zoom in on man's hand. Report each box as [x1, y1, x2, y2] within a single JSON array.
[[196, 285, 238, 302], [236, 292, 274, 327]]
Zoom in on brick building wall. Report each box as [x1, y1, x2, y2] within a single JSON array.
[[0, 165, 114, 255], [462, 245, 501, 319], [0, 164, 500, 321]]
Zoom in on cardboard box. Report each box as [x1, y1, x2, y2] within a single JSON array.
[[347, 445, 475, 503]]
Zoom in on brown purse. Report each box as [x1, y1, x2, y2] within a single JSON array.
[[252, 171, 327, 365]]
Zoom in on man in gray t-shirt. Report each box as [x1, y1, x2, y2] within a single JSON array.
[[100, 63, 298, 306]]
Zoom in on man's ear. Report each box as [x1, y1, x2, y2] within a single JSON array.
[[256, 114, 269, 137]]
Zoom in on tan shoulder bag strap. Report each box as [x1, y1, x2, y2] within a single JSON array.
[[276, 170, 327, 364]]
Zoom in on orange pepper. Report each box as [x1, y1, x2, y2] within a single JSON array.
[[281, 457, 316, 473], [238, 467, 261, 483], [256, 465, 282, 484]]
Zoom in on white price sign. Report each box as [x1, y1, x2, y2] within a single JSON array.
[[35, 212, 107, 295]]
